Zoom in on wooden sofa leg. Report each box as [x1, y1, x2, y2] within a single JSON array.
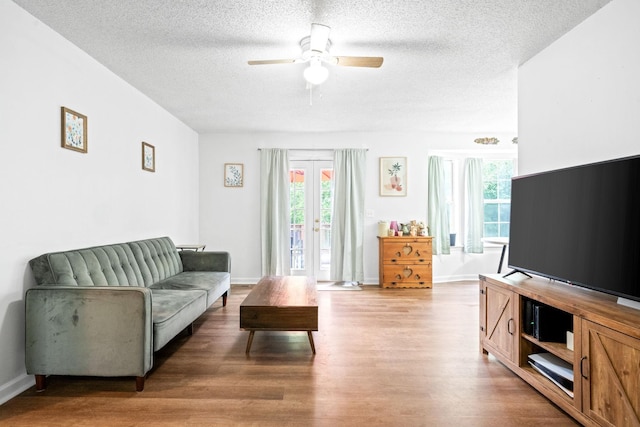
[[222, 291, 228, 307], [187, 323, 194, 335], [136, 376, 145, 392], [35, 375, 46, 392]]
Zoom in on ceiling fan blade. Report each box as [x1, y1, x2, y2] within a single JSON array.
[[309, 23, 331, 53], [248, 59, 298, 65], [333, 56, 384, 68]]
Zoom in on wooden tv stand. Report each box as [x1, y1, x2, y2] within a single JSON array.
[[479, 273, 640, 426]]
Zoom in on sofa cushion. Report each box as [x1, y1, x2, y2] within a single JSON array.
[[128, 237, 183, 287], [151, 289, 207, 351], [150, 271, 231, 307], [29, 244, 145, 286]]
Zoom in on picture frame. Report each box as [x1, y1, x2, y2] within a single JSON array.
[[224, 163, 244, 187], [61, 106, 88, 153], [380, 157, 407, 196], [142, 142, 155, 172]]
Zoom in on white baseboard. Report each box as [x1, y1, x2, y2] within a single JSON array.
[[433, 274, 480, 283], [232, 275, 480, 286], [0, 373, 34, 405]]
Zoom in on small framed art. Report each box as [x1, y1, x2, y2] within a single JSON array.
[[224, 163, 244, 187], [142, 142, 155, 172], [61, 106, 88, 153], [380, 157, 407, 196]]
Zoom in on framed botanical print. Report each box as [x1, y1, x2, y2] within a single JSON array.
[[142, 142, 155, 172], [224, 163, 244, 187], [380, 157, 407, 196], [61, 106, 88, 153]]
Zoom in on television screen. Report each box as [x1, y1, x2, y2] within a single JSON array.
[[508, 155, 640, 302]]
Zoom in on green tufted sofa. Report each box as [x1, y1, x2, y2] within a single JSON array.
[[25, 236, 230, 392]]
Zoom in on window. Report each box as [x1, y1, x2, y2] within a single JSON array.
[[482, 159, 513, 238], [431, 151, 516, 247], [443, 159, 456, 238]]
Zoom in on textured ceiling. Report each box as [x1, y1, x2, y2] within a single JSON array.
[[13, 0, 611, 134]]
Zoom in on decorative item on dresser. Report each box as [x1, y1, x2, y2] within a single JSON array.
[[378, 236, 432, 288]]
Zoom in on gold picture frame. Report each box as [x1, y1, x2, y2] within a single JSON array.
[[142, 142, 155, 172], [61, 106, 88, 153], [224, 163, 244, 187]]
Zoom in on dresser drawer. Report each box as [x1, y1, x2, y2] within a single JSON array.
[[382, 240, 431, 264], [382, 264, 432, 287]]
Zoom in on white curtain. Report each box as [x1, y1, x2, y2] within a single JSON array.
[[260, 149, 291, 275], [465, 158, 484, 253], [427, 156, 451, 255], [330, 149, 366, 283]]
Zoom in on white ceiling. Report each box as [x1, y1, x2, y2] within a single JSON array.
[[14, 0, 611, 135]]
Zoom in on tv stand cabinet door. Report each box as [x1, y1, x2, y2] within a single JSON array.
[[480, 279, 518, 364], [581, 320, 640, 426]]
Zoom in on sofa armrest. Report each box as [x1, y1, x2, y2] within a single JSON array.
[[180, 251, 231, 273], [25, 286, 153, 379]]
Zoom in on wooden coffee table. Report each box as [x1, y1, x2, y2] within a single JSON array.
[[240, 276, 318, 354]]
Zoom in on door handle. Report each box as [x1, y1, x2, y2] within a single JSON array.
[[580, 356, 588, 379]]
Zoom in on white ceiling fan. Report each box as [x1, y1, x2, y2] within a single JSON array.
[[248, 23, 384, 86]]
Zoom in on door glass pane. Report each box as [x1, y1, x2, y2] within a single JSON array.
[[319, 168, 333, 271], [289, 169, 305, 270]]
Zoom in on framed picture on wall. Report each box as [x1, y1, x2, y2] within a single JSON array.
[[142, 142, 155, 172], [380, 157, 407, 196], [61, 106, 88, 153], [224, 163, 244, 187]]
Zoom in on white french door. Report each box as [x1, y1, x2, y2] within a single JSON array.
[[289, 160, 333, 281]]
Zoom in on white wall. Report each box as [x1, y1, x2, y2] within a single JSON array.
[[199, 132, 516, 284], [519, 0, 640, 174], [0, 1, 199, 403]]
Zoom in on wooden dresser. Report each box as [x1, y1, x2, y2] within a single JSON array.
[[378, 236, 433, 288]]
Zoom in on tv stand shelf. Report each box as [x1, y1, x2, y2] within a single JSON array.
[[521, 333, 573, 364], [480, 273, 640, 427]]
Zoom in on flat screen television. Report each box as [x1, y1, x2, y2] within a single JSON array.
[[508, 155, 640, 304]]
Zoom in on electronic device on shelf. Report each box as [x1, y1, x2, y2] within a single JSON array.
[[523, 299, 573, 342], [528, 352, 574, 397]]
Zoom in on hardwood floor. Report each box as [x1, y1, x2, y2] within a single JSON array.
[[0, 282, 578, 426]]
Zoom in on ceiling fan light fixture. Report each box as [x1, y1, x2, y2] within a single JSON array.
[[303, 58, 329, 85]]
